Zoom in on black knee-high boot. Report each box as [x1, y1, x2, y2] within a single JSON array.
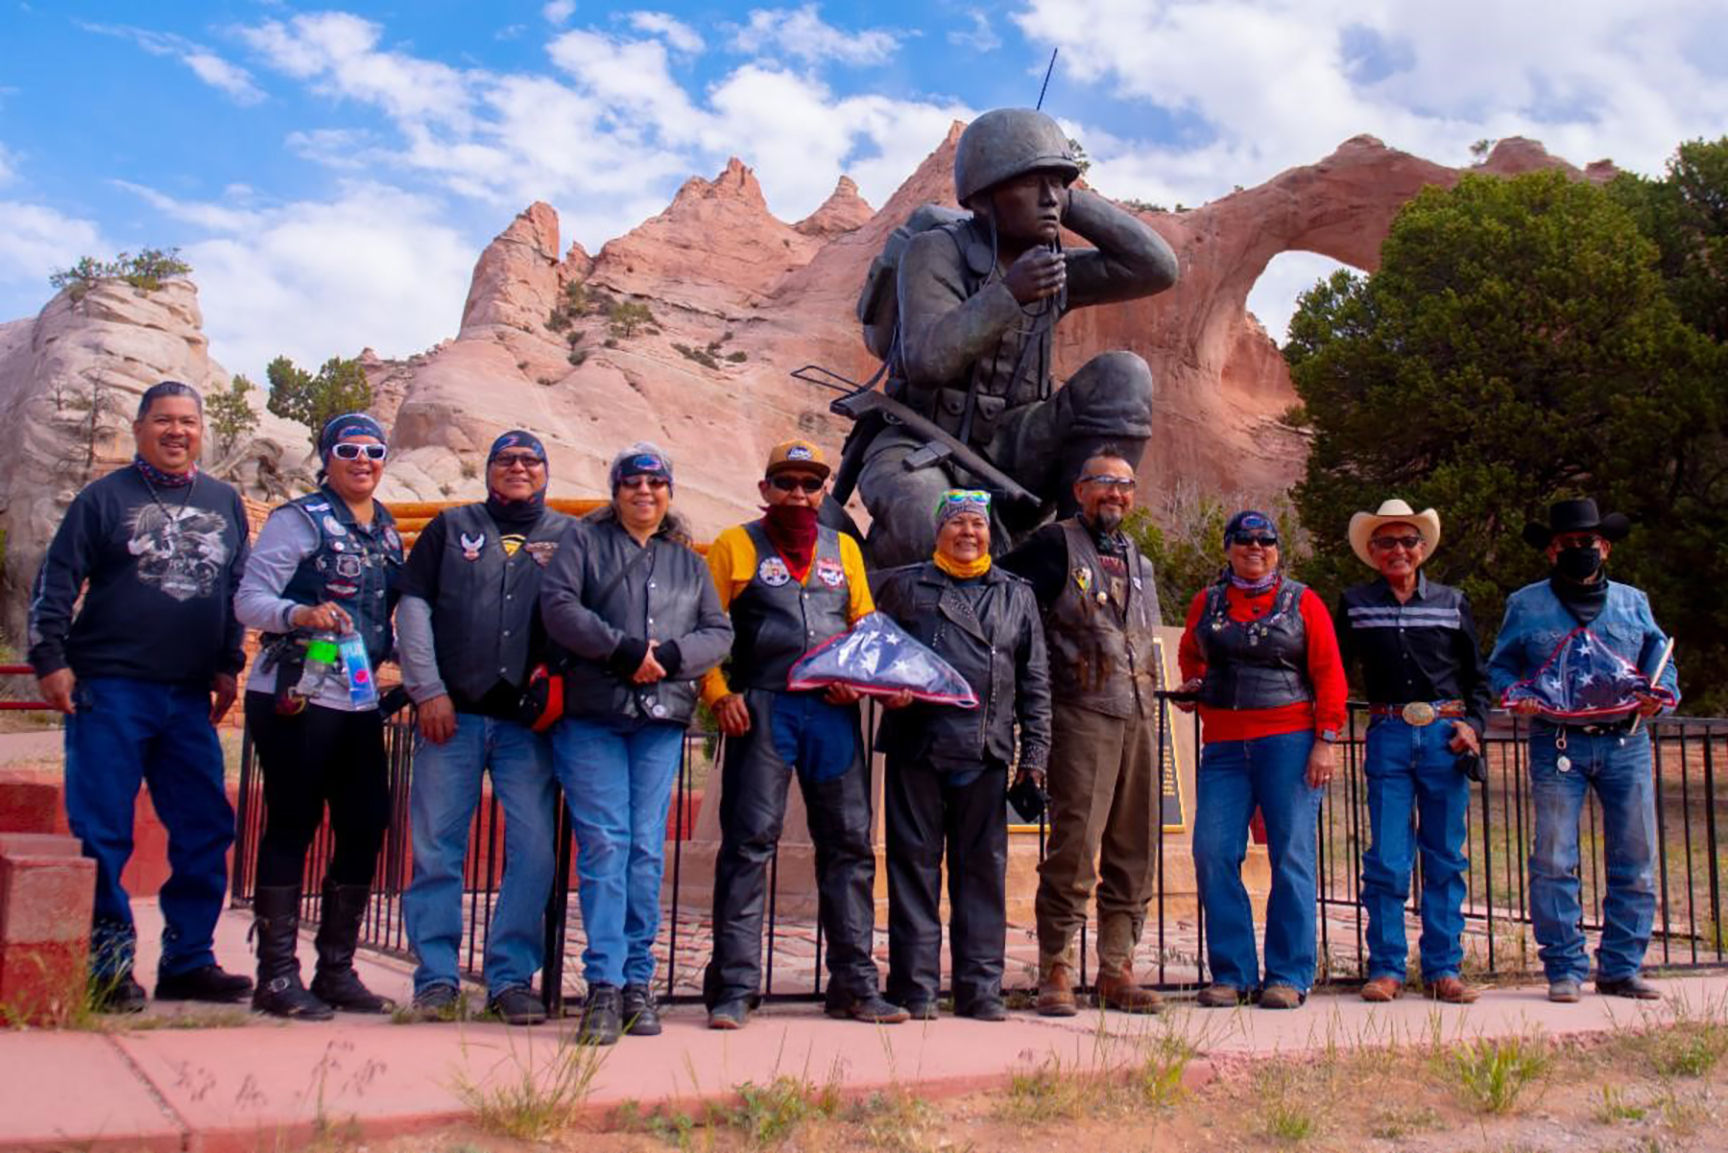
[[252, 885, 335, 1020], [309, 881, 393, 1013]]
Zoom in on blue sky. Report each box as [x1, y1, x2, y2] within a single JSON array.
[[3, 1, 1725, 381]]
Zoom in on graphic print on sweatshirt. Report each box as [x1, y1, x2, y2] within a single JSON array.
[[127, 503, 230, 602]]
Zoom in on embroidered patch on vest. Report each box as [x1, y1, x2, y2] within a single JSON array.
[[1072, 566, 1092, 592], [383, 527, 402, 551], [758, 555, 791, 587], [460, 531, 486, 561], [815, 557, 845, 588], [335, 556, 363, 580], [500, 533, 525, 557], [328, 581, 358, 598], [323, 515, 348, 537], [525, 540, 559, 567]]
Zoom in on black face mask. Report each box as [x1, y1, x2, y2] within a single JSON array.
[[1555, 544, 1604, 583]]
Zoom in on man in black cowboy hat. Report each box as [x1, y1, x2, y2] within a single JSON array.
[[1488, 499, 1680, 1003]]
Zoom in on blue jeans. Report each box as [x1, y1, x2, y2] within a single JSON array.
[[1193, 729, 1321, 994], [63, 676, 234, 980], [403, 713, 557, 997], [1528, 725, 1656, 983], [551, 716, 684, 988], [1362, 718, 1471, 982]]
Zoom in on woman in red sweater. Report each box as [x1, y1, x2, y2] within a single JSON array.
[[1175, 510, 1348, 1009]]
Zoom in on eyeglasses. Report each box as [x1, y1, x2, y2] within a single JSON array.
[[770, 475, 825, 494], [1230, 533, 1279, 548], [491, 452, 545, 470], [1370, 534, 1423, 551], [1079, 474, 1137, 489], [331, 442, 387, 461], [619, 475, 669, 490]]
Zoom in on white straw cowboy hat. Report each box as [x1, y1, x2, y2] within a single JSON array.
[[1348, 499, 1442, 568]]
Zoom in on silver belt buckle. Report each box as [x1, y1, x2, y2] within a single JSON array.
[[1401, 701, 1437, 726]]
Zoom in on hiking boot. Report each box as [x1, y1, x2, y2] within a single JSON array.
[[1360, 976, 1403, 1003], [1259, 984, 1304, 1010], [308, 882, 393, 1014], [827, 993, 910, 1024], [410, 983, 464, 1020], [487, 986, 548, 1027], [621, 984, 662, 1036], [251, 885, 334, 1021], [578, 984, 623, 1045], [1597, 974, 1662, 1000], [1427, 976, 1480, 1004], [1548, 979, 1582, 1003], [1096, 962, 1165, 1014], [957, 998, 1008, 1022], [1036, 963, 1078, 1017], [708, 998, 749, 1030], [91, 971, 149, 1014], [1196, 983, 1248, 1008], [156, 964, 253, 1004]]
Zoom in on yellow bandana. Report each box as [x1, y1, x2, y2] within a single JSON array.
[[934, 551, 992, 580]]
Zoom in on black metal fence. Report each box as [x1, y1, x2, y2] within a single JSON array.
[[229, 701, 1728, 1008]]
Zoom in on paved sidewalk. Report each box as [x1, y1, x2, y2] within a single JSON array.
[[2, 901, 1721, 1153]]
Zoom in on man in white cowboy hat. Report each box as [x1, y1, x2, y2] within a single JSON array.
[[1336, 499, 1491, 1004]]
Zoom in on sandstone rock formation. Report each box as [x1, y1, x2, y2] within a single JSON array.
[[0, 279, 308, 643], [0, 132, 1605, 642]]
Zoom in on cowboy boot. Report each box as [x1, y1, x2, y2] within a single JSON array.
[[1095, 915, 1162, 1012], [308, 881, 393, 1013], [251, 885, 333, 1020], [1037, 961, 1078, 1017]]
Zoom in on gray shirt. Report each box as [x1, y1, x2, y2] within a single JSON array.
[[235, 506, 378, 712]]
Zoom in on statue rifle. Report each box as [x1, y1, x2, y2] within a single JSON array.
[[1628, 636, 1675, 735], [790, 364, 1041, 512]]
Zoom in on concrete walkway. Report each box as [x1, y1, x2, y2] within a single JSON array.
[[2, 901, 1720, 1153]]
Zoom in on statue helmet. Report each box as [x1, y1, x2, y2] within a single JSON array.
[[953, 108, 1080, 208]]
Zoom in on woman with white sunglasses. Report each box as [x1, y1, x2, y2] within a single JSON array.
[[234, 412, 404, 1018]]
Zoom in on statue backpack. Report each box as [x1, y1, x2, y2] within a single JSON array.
[[855, 204, 981, 365]]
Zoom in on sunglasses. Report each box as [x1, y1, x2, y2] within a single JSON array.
[[1079, 474, 1137, 489], [1370, 534, 1423, 551], [491, 452, 545, 469], [619, 474, 669, 490], [939, 489, 992, 505], [769, 474, 825, 494], [1230, 533, 1279, 548], [331, 442, 387, 461]]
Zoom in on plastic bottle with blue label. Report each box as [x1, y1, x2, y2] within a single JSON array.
[[336, 633, 379, 708]]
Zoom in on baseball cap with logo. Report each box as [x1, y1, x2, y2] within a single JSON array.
[[765, 439, 830, 480]]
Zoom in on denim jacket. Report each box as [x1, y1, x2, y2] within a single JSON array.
[[1487, 578, 1680, 720]]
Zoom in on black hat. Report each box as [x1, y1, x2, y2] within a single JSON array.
[[1521, 499, 1631, 549]]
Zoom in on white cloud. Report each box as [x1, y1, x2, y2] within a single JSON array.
[[627, 11, 704, 55], [240, 12, 472, 126], [79, 22, 266, 105], [729, 5, 900, 66], [948, 10, 1001, 53], [1246, 251, 1350, 345], [111, 180, 263, 234], [0, 202, 105, 287], [1013, 0, 1728, 208], [543, 0, 576, 25], [154, 184, 477, 379], [0, 143, 15, 186]]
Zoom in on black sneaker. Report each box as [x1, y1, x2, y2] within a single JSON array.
[[900, 999, 940, 1021], [91, 971, 148, 1014], [622, 984, 661, 1036], [1597, 974, 1662, 1000], [578, 984, 623, 1045], [410, 983, 465, 1020], [155, 964, 254, 1004], [827, 993, 910, 1024], [487, 986, 548, 1026], [957, 998, 1008, 1022], [708, 999, 749, 1030]]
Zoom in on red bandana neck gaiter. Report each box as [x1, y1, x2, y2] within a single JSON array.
[[761, 503, 819, 583]]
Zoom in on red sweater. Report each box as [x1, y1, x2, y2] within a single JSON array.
[[1177, 580, 1349, 745]]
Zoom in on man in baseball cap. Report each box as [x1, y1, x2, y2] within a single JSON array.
[[697, 440, 905, 1029], [1336, 499, 1490, 1005]]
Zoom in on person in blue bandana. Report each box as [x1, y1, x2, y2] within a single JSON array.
[[235, 412, 403, 1019], [1488, 499, 1680, 1003]]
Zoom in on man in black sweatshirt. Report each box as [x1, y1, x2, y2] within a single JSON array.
[[29, 381, 254, 1013]]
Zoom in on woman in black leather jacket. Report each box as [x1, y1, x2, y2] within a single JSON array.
[[872, 490, 1051, 1021]]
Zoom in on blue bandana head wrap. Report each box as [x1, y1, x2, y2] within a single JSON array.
[[488, 429, 547, 466], [318, 412, 387, 462]]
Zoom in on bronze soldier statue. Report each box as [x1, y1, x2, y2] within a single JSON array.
[[838, 108, 1179, 567]]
